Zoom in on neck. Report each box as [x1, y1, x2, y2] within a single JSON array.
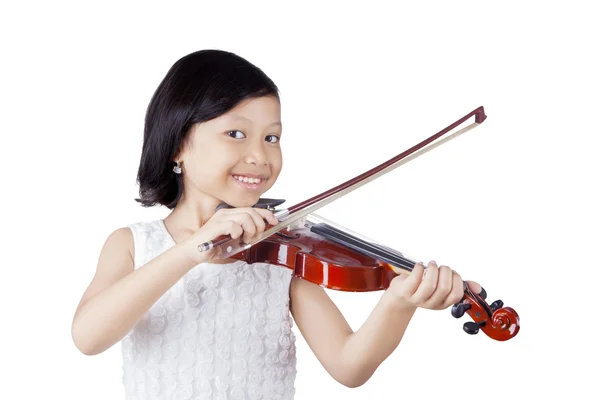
[[162, 192, 244, 265], [166, 193, 220, 230]]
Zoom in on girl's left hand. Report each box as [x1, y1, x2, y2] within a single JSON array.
[[388, 260, 482, 310]]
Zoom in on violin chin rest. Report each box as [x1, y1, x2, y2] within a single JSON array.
[[216, 198, 286, 211], [253, 198, 286, 209]]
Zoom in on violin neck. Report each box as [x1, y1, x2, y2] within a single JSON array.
[[305, 214, 418, 273]]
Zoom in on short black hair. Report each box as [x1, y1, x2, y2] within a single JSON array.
[[134, 49, 279, 209]]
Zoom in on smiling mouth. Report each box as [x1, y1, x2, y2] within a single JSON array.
[[231, 174, 267, 190]]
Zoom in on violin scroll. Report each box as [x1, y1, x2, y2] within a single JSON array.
[[451, 285, 520, 341]]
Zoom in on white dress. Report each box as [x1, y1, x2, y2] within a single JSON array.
[[121, 219, 297, 400]]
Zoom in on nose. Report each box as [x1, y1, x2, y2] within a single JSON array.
[[244, 140, 268, 166]]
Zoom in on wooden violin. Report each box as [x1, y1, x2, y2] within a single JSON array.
[[201, 106, 520, 341]]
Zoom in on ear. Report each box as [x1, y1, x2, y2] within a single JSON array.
[[174, 132, 194, 161]]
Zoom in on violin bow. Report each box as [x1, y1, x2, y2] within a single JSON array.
[[198, 106, 486, 255]]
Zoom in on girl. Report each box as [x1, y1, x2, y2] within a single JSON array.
[[71, 49, 480, 400]]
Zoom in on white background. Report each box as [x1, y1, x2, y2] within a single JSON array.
[[2, 1, 599, 399]]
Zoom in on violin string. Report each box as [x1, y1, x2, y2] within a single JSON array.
[[308, 220, 416, 272]]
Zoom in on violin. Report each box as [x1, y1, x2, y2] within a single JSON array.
[[202, 106, 520, 342]]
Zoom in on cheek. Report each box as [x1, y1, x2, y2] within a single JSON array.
[[186, 147, 237, 180], [271, 153, 283, 175]]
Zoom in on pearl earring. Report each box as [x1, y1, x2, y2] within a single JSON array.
[[173, 161, 182, 174]]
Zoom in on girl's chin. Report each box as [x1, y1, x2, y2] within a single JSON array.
[[221, 192, 263, 208]]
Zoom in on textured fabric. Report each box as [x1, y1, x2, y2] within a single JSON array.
[[121, 220, 297, 400]]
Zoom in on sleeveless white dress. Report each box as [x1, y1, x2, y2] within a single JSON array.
[[121, 219, 297, 400]]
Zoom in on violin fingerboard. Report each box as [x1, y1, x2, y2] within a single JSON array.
[[309, 223, 414, 271]]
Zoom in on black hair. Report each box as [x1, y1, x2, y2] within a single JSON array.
[[134, 49, 279, 209]]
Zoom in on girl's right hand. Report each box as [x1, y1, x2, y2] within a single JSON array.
[[180, 207, 279, 264]]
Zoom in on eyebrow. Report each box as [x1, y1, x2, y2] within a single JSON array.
[[229, 115, 282, 127]]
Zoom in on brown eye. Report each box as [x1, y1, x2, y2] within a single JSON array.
[[226, 130, 246, 139], [265, 135, 279, 143]]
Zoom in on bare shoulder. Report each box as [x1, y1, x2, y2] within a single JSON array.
[[73, 227, 135, 316], [100, 227, 135, 265]]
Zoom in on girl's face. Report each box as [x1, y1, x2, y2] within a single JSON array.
[[177, 95, 283, 209]]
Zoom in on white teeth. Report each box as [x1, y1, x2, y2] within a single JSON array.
[[234, 175, 262, 184]]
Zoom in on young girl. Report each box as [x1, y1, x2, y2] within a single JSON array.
[[71, 49, 480, 400]]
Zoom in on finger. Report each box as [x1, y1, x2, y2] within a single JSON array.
[[253, 208, 279, 226], [241, 208, 267, 234], [214, 206, 233, 216], [423, 265, 453, 308], [465, 280, 482, 294], [401, 262, 425, 296], [224, 220, 244, 240], [388, 272, 408, 291], [412, 260, 439, 304], [442, 271, 466, 308], [228, 212, 257, 243]]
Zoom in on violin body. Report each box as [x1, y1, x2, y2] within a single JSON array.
[[232, 214, 400, 292]]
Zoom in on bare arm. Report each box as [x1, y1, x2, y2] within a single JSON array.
[[71, 228, 199, 355], [289, 277, 416, 388], [290, 261, 474, 388], [71, 207, 279, 356]]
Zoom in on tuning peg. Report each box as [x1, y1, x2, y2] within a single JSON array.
[[490, 300, 504, 311], [479, 287, 487, 299], [463, 321, 486, 335], [451, 302, 471, 318]]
